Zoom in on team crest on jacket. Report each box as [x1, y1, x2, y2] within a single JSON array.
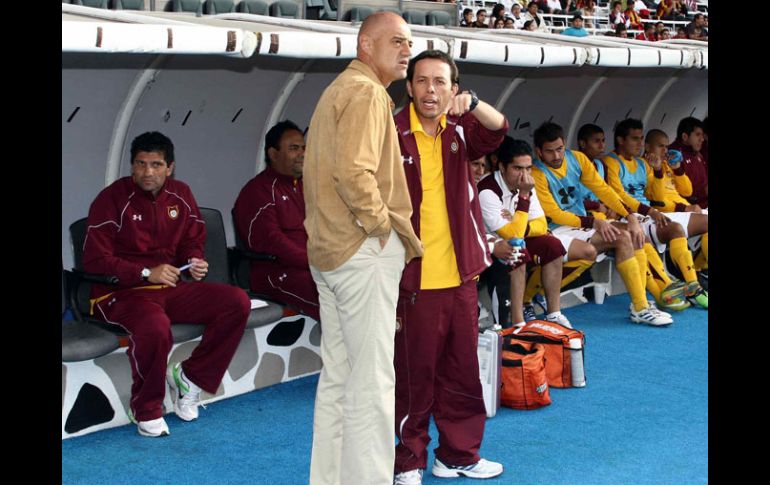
[[167, 205, 179, 220], [450, 140, 459, 153]]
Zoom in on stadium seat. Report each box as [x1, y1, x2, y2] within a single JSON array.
[[402, 10, 426, 25], [173, 0, 204, 15], [206, 0, 236, 14], [269, 0, 300, 18], [238, 0, 269, 15], [319, 0, 337, 20], [348, 6, 374, 22], [113, 0, 145, 10], [228, 208, 277, 295], [62, 266, 120, 363], [73, 0, 109, 8], [427, 10, 452, 26], [199, 207, 284, 328]]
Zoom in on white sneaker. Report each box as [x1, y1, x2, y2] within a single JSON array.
[[432, 458, 503, 479], [629, 305, 673, 326], [545, 312, 573, 329], [137, 417, 170, 437], [394, 469, 423, 485], [167, 362, 203, 421], [648, 301, 672, 319]]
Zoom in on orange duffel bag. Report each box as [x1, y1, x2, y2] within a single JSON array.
[[500, 339, 551, 410], [502, 320, 586, 388]]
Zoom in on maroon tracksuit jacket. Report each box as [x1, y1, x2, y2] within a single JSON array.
[[392, 107, 507, 472], [232, 166, 319, 320]]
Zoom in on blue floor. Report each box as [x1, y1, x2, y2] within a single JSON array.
[[62, 294, 707, 485]]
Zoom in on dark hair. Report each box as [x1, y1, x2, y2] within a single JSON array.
[[527, 2, 538, 8], [615, 23, 627, 34], [477, 8, 487, 15], [406, 49, 459, 86], [533, 121, 565, 149], [131, 131, 174, 165], [497, 136, 534, 167], [693, 13, 704, 21], [676, 117, 704, 140], [577, 123, 604, 142], [491, 3, 506, 19], [644, 23, 654, 32], [612, 1, 621, 8], [523, 20, 534, 29], [463, 8, 473, 16], [613, 118, 643, 149], [264, 120, 302, 165], [645, 128, 668, 145]]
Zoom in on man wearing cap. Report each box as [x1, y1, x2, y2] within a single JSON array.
[[561, 14, 589, 37]]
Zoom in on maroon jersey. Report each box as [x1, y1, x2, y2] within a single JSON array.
[[83, 176, 206, 299], [669, 139, 708, 208], [232, 165, 308, 269]]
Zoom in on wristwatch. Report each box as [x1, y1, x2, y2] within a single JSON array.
[[465, 90, 479, 112], [141, 267, 151, 282]]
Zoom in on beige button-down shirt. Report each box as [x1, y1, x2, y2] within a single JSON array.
[[303, 59, 423, 271]]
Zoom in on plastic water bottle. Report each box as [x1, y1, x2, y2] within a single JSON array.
[[505, 238, 525, 266], [569, 338, 586, 387]]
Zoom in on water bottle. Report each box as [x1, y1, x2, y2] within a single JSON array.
[[569, 338, 586, 387], [505, 238, 525, 266]]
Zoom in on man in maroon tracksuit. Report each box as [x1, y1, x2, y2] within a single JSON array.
[[232, 120, 319, 321], [83, 131, 250, 437], [392, 50, 507, 484], [668, 116, 708, 209]]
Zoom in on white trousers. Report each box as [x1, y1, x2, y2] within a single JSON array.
[[309, 230, 406, 485]]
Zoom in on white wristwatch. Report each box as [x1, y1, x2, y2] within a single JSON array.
[[141, 267, 151, 282]]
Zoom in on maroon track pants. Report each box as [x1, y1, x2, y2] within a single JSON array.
[[251, 266, 320, 321], [394, 280, 487, 473], [94, 281, 250, 422]]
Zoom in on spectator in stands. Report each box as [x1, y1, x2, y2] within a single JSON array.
[[562, 14, 589, 36], [609, 1, 628, 28], [576, 124, 690, 312], [668, 116, 708, 209], [659, 28, 671, 40], [460, 8, 474, 27], [686, 13, 708, 41], [232, 120, 319, 321], [657, 0, 687, 21], [579, 0, 597, 28], [83, 131, 250, 438], [523, 19, 538, 31], [615, 23, 629, 37], [624, 3, 644, 30], [540, 0, 565, 14], [490, 3, 508, 27], [392, 49, 506, 485], [478, 137, 574, 329], [654, 21, 666, 39], [674, 26, 688, 39], [494, 17, 506, 28], [473, 9, 490, 28], [602, 119, 708, 309], [631, 0, 652, 18], [636, 22, 657, 41], [303, 12, 423, 485], [509, 3, 527, 29], [524, 2, 550, 32], [531, 121, 673, 326], [504, 17, 516, 28]]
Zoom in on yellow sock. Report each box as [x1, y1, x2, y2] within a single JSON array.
[[616, 257, 648, 312], [670, 237, 697, 283], [561, 259, 594, 288], [523, 267, 542, 303], [694, 233, 708, 271], [644, 243, 672, 287], [634, 248, 648, 293]]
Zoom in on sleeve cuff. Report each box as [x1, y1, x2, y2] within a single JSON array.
[[579, 216, 595, 229]]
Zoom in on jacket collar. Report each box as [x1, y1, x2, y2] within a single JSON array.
[[347, 59, 395, 109]]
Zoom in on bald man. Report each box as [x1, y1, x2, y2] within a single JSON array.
[[303, 12, 423, 485]]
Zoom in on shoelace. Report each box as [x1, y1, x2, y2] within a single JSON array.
[[179, 387, 206, 410]]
